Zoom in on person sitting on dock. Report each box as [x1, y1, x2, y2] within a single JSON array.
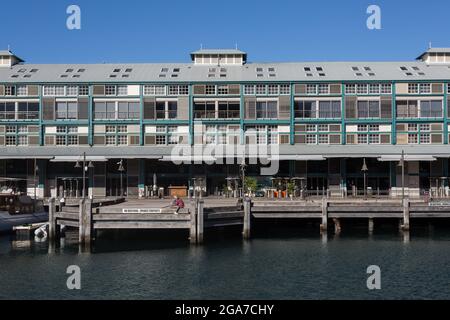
[[171, 196, 185, 214]]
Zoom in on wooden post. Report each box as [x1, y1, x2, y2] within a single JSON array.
[[197, 200, 204, 244], [48, 198, 56, 241], [243, 197, 252, 240], [189, 199, 197, 244], [84, 199, 93, 244], [333, 218, 341, 234], [368, 218, 374, 234], [78, 198, 86, 244], [320, 198, 328, 232], [401, 198, 410, 231]]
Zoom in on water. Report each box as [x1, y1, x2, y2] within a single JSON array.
[[1, 221, 450, 300]]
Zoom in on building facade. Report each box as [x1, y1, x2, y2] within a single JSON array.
[[1, 48, 450, 198]]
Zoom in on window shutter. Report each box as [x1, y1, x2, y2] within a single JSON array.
[[295, 124, 306, 132], [93, 85, 105, 96], [28, 136, 39, 145], [294, 84, 306, 95], [228, 84, 240, 95], [432, 83, 443, 94], [345, 97, 357, 119], [128, 135, 140, 145], [431, 123, 443, 131], [346, 134, 356, 144], [278, 96, 291, 120], [329, 124, 341, 132], [177, 97, 189, 120], [380, 97, 392, 119], [329, 84, 341, 95], [0, 85, 4, 96], [294, 134, 306, 144], [78, 97, 89, 120], [396, 124, 406, 131], [0, 136, 4, 145], [79, 136, 89, 145], [93, 136, 105, 145], [380, 134, 391, 144], [396, 134, 408, 145], [431, 134, 443, 144], [329, 134, 341, 144], [45, 136, 55, 145], [279, 134, 290, 144], [145, 135, 156, 145], [27, 85, 39, 96], [244, 97, 256, 119], [193, 85, 206, 95], [42, 98, 55, 120]]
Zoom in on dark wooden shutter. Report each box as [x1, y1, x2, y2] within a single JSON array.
[[92, 85, 105, 96], [294, 84, 306, 95], [329, 84, 341, 95], [228, 84, 240, 95], [177, 97, 189, 120], [42, 98, 55, 120], [27, 85, 39, 96], [278, 96, 291, 120], [380, 97, 392, 119], [78, 97, 89, 120], [244, 97, 256, 119], [193, 85, 206, 95], [345, 97, 357, 119]]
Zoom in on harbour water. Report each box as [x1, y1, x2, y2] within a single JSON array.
[[1, 221, 450, 300]]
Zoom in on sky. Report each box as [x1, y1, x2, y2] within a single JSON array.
[[1, 0, 449, 64]]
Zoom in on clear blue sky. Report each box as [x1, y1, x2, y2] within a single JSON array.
[[1, 0, 449, 64]]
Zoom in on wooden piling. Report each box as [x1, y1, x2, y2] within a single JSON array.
[[243, 198, 252, 240], [84, 199, 93, 244], [48, 198, 57, 242], [368, 218, 374, 234], [78, 199, 86, 244], [189, 199, 198, 244], [320, 198, 328, 232], [333, 218, 341, 234], [197, 200, 204, 244], [401, 199, 410, 231]]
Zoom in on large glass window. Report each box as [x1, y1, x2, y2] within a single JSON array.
[[17, 102, 39, 120], [256, 101, 278, 119], [420, 100, 442, 118], [357, 101, 380, 118], [294, 101, 316, 118], [396, 100, 418, 118], [118, 102, 140, 119], [318, 101, 341, 118], [94, 102, 116, 119]]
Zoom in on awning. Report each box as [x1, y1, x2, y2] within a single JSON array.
[[378, 155, 436, 162], [106, 156, 162, 160], [160, 156, 216, 162], [0, 156, 54, 160], [51, 156, 107, 162], [269, 155, 325, 161]]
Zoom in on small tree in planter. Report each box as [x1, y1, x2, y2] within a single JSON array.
[[244, 177, 258, 197], [287, 181, 295, 200]]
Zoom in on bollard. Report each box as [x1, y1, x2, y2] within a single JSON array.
[[48, 198, 56, 242], [189, 199, 198, 244], [401, 198, 410, 231], [197, 200, 204, 244], [320, 198, 328, 232]]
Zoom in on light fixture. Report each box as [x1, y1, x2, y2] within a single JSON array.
[[74, 161, 81, 168], [88, 161, 94, 168]]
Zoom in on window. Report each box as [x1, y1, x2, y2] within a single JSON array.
[[381, 83, 392, 94], [194, 102, 215, 119], [345, 84, 356, 94], [408, 133, 418, 144], [268, 84, 279, 95], [408, 124, 418, 132], [106, 136, 116, 145], [117, 86, 128, 96], [205, 85, 216, 95], [318, 134, 329, 144], [420, 124, 430, 132], [318, 101, 341, 118], [5, 136, 16, 146], [118, 102, 140, 119], [0, 102, 15, 120], [294, 101, 316, 118], [306, 135, 317, 145], [318, 124, 329, 132], [255, 84, 266, 95], [56, 101, 78, 119], [218, 102, 239, 118], [420, 84, 431, 94], [369, 124, 380, 132], [318, 84, 329, 95], [94, 102, 116, 119], [67, 135, 78, 145], [280, 84, 290, 95], [306, 84, 317, 95], [117, 135, 127, 145], [244, 85, 255, 95], [420, 100, 442, 118], [16, 85, 28, 96], [369, 84, 380, 94], [66, 86, 79, 96], [144, 85, 166, 96], [358, 134, 368, 144], [369, 134, 380, 144], [17, 136, 28, 146], [217, 85, 229, 95], [4, 86, 16, 96], [79, 86, 89, 96], [357, 101, 380, 118], [408, 84, 419, 94], [256, 101, 278, 119], [357, 84, 368, 95], [357, 125, 368, 132], [17, 102, 39, 120], [56, 135, 67, 145], [105, 85, 116, 96], [6, 125, 16, 133], [167, 85, 188, 96], [306, 124, 317, 132], [396, 100, 418, 118], [420, 133, 431, 144]]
